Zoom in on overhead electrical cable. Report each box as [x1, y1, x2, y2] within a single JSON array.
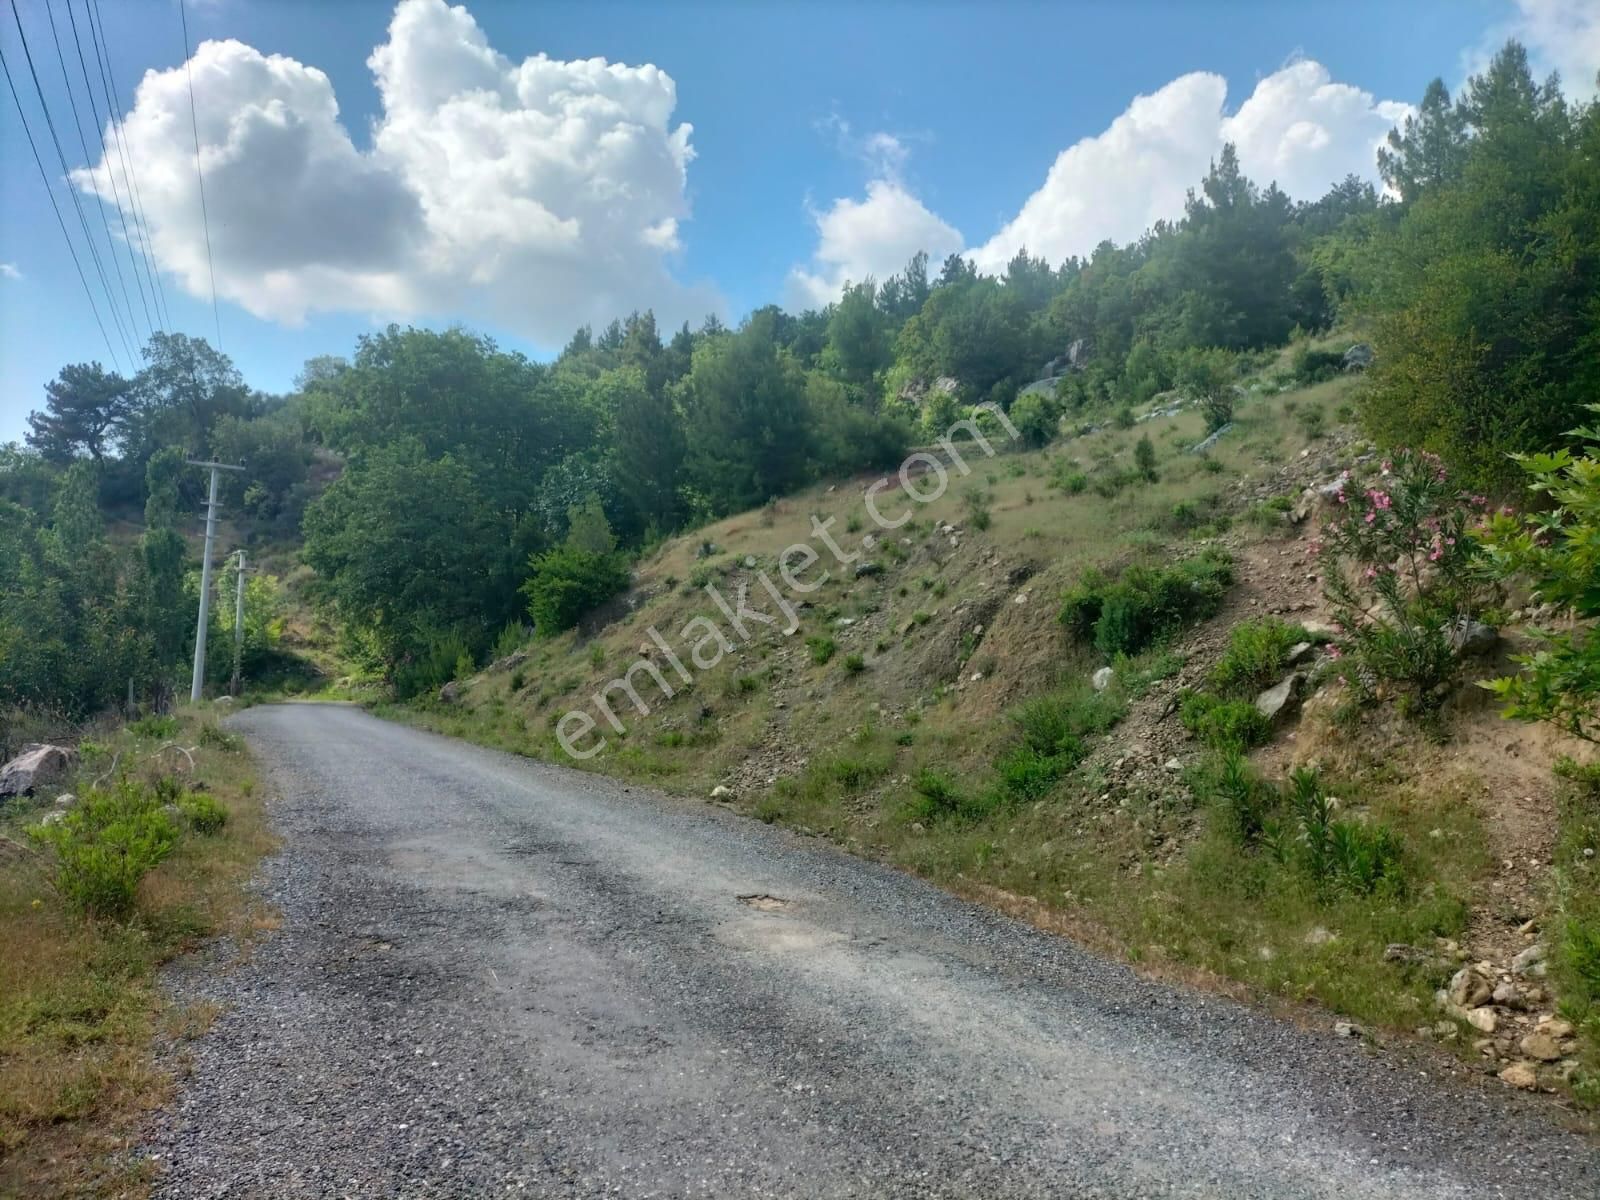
[[0, 37, 121, 370], [43, 0, 149, 343], [85, 0, 172, 333], [7, 0, 134, 364], [177, 0, 221, 350]]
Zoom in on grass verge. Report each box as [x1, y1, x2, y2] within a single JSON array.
[[0, 707, 273, 1198]]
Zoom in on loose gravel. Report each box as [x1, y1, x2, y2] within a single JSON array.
[[142, 703, 1600, 1198]]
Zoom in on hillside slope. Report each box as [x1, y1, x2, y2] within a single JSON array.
[[396, 368, 1599, 1110]]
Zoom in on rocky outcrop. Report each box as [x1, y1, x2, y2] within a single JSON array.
[[1342, 343, 1374, 372], [0, 744, 76, 799]]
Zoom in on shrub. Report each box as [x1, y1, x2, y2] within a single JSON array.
[[996, 746, 1068, 799], [1208, 618, 1307, 698], [1290, 343, 1346, 385], [1479, 416, 1600, 741], [509, 669, 527, 691], [1265, 768, 1405, 897], [806, 636, 837, 665], [493, 621, 530, 660], [1180, 692, 1271, 751], [1193, 751, 1273, 847], [1061, 470, 1088, 495], [1178, 347, 1237, 432], [1060, 550, 1233, 657], [1317, 449, 1491, 713], [522, 544, 631, 637], [130, 714, 179, 740], [29, 780, 180, 919], [907, 768, 964, 820], [197, 722, 243, 752], [179, 791, 227, 834], [842, 653, 865, 674], [963, 487, 993, 532], [1134, 434, 1158, 481]]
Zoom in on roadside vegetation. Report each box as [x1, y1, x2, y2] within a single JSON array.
[[0, 708, 272, 1197], [3, 38, 1598, 1119]]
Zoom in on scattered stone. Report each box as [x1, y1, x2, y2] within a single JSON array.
[[854, 562, 883, 578], [1446, 617, 1499, 656], [1465, 1007, 1497, 1034], [1164, 758, 1182, 773], [0, 743, 76, 799], [1520, 1032, 1563, 1062], [53, 792, 76, 808], [1491, 981, 1525, 1010], [1541, 1017, 1575, 1039], [1383, 943, 1431, 966], [438, 681, 461, 704], [1285, 641, 1315, 665], [1333, 1021, 1360, 1038], [1092, 667, 1115, 692], [861, 534, 878, 551], [1499, 1061, 1539, 1090], [1305, 926, 1335, 947], [710, 785, 732, 800], [1342, 343, 1374, 372], [1447, 967, 1492, 1009], [1510, 943, 1547, 975], [1190, 423, 1234, 454], [910, 822, 925, 834], [1255, 673, 1303, 723]]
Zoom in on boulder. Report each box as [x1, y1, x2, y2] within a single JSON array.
[[1499, 1061, 1539, 1090], [0, 744, 76, 799], [1092, 666, 1115, 692], [1511, 943, 1547, 975], [1255, 674, 1303, 722], [438, 681, 462, 704], [1342, 343, 1374, 372], [1520, 1031, 1563, 1062], [1190, 423, 1233, 455], [1285, 641, 1315, 666], [1447, 966, 1493, 1009], [1465, 1007, 1497, 1034], [1446, 617, 1499, 657], [710, 785, 732, 800]]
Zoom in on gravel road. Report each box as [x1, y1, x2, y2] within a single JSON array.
[[144, 702, 1598, 1198]]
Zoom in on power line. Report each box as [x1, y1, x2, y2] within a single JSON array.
[[0, 37, 121, 370], [64, 0, 161, 338], [43, 0, 149, 344], [178, 0, 221, 351], [85, 0, 171, 335], [6, 0, 134, 365]]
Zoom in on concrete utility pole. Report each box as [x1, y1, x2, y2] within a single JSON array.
[[231, 549, 247, 697], [187, 460, 245, 702]]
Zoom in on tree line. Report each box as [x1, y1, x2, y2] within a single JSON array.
[[2, 39, 1593, 711]]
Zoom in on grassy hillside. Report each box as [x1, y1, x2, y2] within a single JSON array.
[[389, 359, 1599, 1107]]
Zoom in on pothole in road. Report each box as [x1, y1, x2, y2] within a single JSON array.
[[736, 893, 790, 911]]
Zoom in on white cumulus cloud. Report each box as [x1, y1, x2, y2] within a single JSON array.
[[0, 263, 22, 281], [1481, 0, 1600, 98], [970, 61, 1409, 272], [787, 179, 963, 309], [73, 0, 718, 345]]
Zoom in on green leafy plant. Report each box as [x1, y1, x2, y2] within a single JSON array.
[[1180, 692, 1271, 751], [1317, 449, 1491, 714], [842, 652, 866, 674], [178, 792, 228, 835], [29, 780, 180, 919], [1059, 550, 1233, 657], [806, 635, 837, 665], [1208, 618, 1307, 698]]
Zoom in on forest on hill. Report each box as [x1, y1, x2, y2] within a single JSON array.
[[1, 42, 1597, 716]]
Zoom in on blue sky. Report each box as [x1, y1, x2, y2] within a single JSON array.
[[1, 0, 1593, 442]]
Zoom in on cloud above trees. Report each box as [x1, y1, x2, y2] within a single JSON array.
[[792, 59, 1413, 299], [73, 0, 719, 345]]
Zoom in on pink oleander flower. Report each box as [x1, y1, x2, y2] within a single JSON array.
[[1326, 644, 1343, 659], [1365, 510, 1377, 524]]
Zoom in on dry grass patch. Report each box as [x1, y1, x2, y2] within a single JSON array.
[[0, 707, 274, 1198]]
